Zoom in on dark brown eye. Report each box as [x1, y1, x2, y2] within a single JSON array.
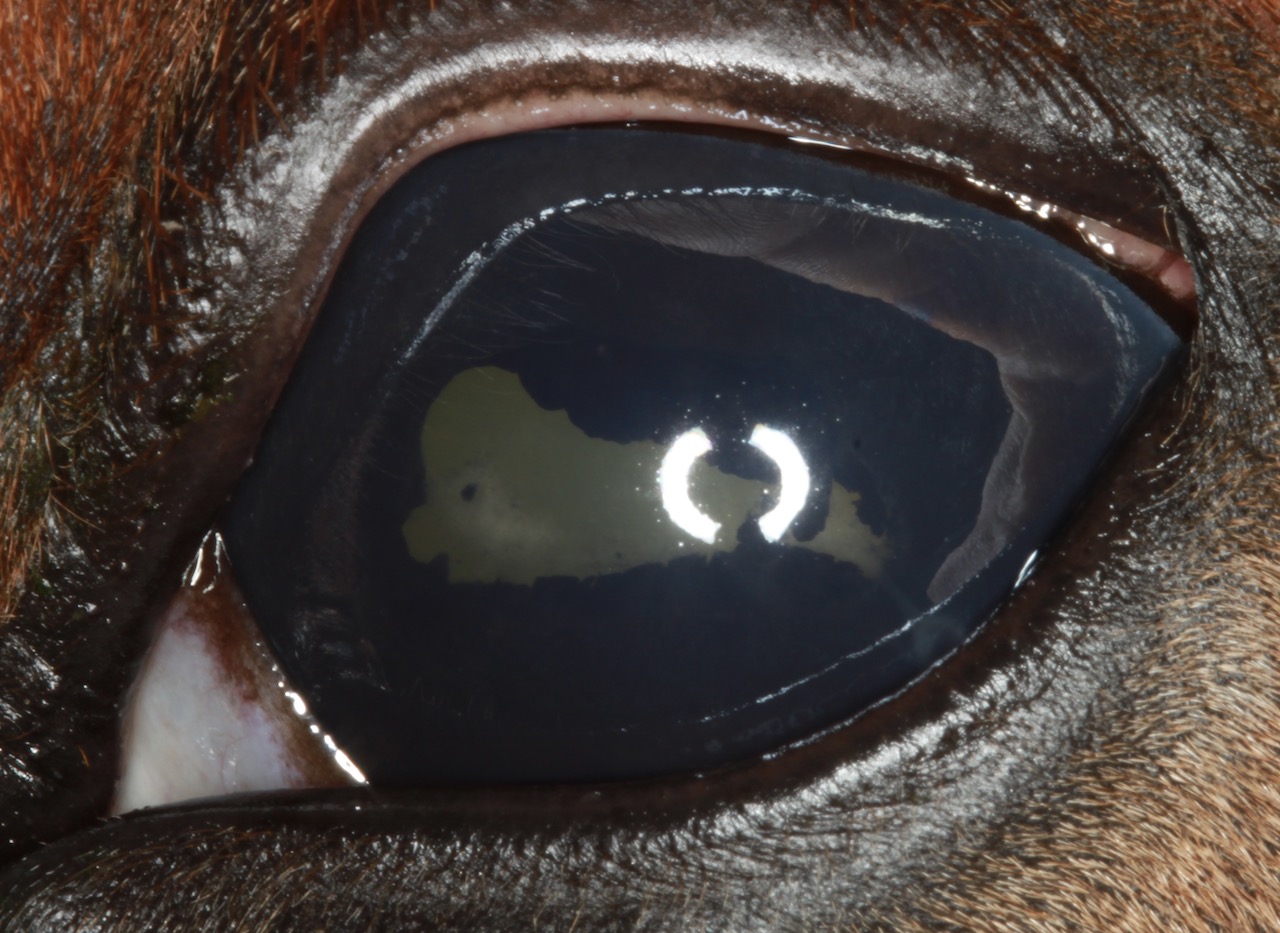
[[219, 125, 1181, 785]]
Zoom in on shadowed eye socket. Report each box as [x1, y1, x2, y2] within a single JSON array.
[[217, 124, 1181, 785]]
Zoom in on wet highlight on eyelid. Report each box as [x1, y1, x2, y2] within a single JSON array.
[[3, 0, 1280, 928]]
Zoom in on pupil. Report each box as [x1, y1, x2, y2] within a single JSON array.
[[220, 127, 1180, 784]]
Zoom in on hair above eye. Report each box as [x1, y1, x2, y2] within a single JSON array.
[[219, 125, 1181, 784]]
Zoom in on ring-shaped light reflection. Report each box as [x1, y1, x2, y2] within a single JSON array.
[[658, 427, 720, 544], [659, 425, 811, 545], [749, 424, 811, 543]]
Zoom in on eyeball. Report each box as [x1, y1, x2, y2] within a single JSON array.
[[220, 125, 1181, 784]]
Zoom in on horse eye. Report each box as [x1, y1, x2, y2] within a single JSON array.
[[218, 125, 1181, 785]]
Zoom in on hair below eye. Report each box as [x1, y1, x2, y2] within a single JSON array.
[[220, 126, 1181, 784]]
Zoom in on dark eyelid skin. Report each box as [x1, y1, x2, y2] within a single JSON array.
[[2, 0, 1278, 927]]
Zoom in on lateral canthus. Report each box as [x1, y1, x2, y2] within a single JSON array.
[[1, 0, 1278, 928]]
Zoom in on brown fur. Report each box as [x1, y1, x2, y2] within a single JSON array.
[[0, 0, 379, 622], [891, 468, 1280, 929], [3, 0, 1280, 928]]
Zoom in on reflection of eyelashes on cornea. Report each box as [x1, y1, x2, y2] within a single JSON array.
[[411, 178, 1183, 377], [444, 251, 584, 358], [413, 183, 933, 357]]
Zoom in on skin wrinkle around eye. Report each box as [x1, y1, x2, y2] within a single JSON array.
[[1, 0, 1280, 929]]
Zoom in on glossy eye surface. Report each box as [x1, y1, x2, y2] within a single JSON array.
[[221, 126, 1180, 784]]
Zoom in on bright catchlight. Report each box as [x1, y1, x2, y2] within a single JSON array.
[[659, 425, 811, 545], [659, 427, 720, 545], [749, 424, 810, 543]]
